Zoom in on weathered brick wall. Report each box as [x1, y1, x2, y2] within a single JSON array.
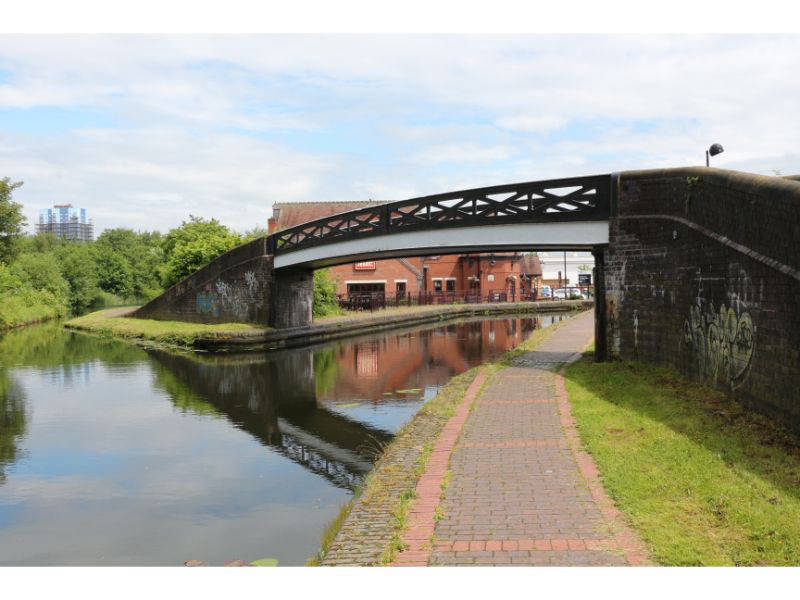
[[606, 167, 800, 430], [135, 237, 275, 325], [271, 267, 314, 329]]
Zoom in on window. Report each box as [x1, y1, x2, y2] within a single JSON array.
[[433, 279, 443, 293], [396, 281, 406, 297], [347, 283, 385, 295], [446, 279, 455, 292]]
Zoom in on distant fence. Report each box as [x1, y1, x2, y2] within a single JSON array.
[[337, 290, 589, 312]]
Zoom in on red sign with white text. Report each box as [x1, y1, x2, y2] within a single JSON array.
[[354, 261, 376, 271]]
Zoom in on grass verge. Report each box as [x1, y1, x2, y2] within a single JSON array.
[[64, 308, 262, 349], [0, 295, 64, 330], [565, 357, 800, 566]]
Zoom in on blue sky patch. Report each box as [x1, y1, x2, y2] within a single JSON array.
[[0, 106, 121, 135]]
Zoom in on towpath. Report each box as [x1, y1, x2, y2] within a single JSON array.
[[393, 310, 649, 566]]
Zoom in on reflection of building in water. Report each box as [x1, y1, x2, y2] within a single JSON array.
[[318, 318, 540, 404], [355, 343, 379, 378]]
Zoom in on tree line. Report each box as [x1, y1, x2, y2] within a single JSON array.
[[1, 177, 344, 328]]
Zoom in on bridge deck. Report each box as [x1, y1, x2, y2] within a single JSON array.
[[269, 174, 612, 269]]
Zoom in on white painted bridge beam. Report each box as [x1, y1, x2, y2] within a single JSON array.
[[273, 221, 609, 270]]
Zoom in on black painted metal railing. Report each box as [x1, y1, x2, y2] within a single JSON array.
[[268, 174, 611, 255], [335, 289, 592, 312]]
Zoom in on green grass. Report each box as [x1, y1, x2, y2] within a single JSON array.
[[0, 295, 65, 330], [64, 308, 263, 348], [565, 358, 800, 566]]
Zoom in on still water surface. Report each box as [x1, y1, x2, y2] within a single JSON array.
[[0, 313, 567, 565]]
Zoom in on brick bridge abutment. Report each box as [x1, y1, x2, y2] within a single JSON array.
[[134, 236, 314, 329], [605, 167, 800, 431]]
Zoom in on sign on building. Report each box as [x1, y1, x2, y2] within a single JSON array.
[[578, 273, 592, 286], [354, 261, 377, 271]]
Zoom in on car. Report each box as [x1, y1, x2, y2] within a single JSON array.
[[538, 285, 552, 298], [553, 287, 582, 300]]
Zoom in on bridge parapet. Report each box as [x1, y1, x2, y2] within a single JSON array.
[[135, 236, 275, 324], [606, 167, 800, 431], [269, 174, 611, 257]]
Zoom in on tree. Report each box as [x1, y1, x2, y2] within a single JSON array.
[[96, 251, 134, 298], [161, 233, 241, 289], [96, 228, 164, 298], [20, 232, 62, 254], [57, 243, 100, 313], [161, 216, 233, 262], [242, 226, 268, 241], [0, 178, 26, 265], [10, 252, 70, 304]]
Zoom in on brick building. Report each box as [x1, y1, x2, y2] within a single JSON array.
[[268, 202, 543, 301]]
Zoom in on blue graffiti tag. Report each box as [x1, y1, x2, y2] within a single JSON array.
[[196, 292, 220, 317]]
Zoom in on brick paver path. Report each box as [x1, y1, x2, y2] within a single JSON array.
[[394, 310, 649, 566]]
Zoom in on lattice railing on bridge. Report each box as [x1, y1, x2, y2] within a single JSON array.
[[269, 174, 611, 255]]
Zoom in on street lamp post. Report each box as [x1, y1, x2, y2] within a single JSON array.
[[706, 143, 724, 167]]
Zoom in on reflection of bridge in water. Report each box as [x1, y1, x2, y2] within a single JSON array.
[[146, 315, 555, 490], [147, 349, 393, 490]]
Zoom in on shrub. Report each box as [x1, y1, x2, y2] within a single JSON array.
[[313, 269, 342, 318]]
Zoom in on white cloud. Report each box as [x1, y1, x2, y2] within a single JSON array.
[[410, 142, 513, 165], [2, 128, 336, 233], [495, 115, 566, 133], [0, 34, 799, 234]]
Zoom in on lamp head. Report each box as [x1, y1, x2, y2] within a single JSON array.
[[709, 143, 724, 157]]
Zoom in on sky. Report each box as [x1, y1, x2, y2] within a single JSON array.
[[1, 34, 799, 236]]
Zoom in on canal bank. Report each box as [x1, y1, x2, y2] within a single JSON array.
[[1, 312, 570, 565], [315, 308, 624, 566], [64, 299, 591, 352]]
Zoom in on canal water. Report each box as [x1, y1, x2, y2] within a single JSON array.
[[0, 313, 569, 565]]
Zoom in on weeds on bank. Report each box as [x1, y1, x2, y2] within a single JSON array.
[[306, 493, 359, 566], [565, 357, 800, 566], [379, 489, 417, 564]]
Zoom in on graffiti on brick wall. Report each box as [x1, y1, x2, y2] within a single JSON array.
[[196, 292, 221, 318], [683, 267, 756, 389], [195, 269, 265, 321]]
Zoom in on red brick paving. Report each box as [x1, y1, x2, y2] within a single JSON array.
[[393, 311, 650, 567], [392, 370, 486, 566]]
